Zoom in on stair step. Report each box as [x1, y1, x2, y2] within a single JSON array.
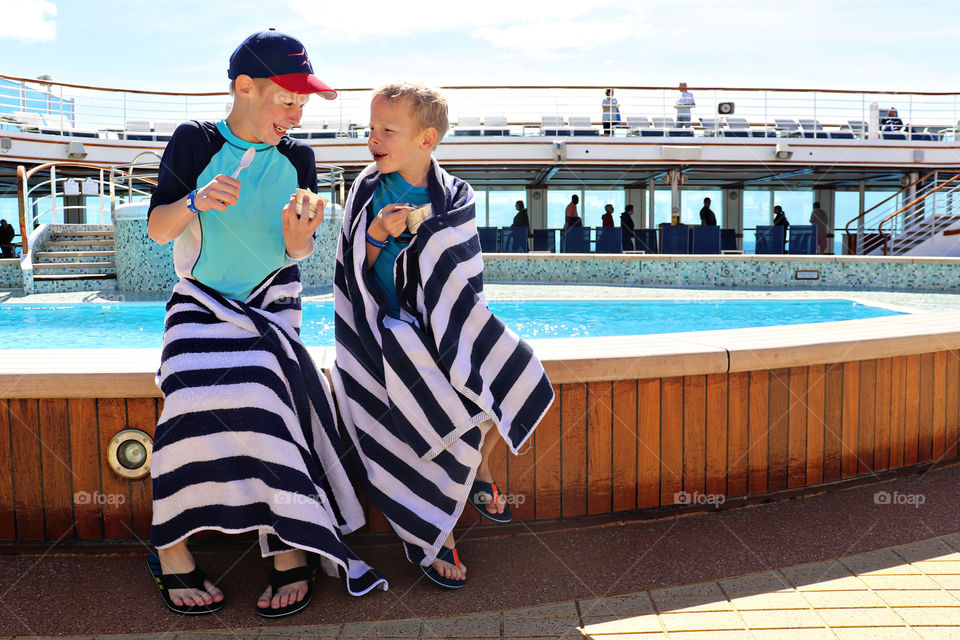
[[51, 230, 114, 237], [32, 273, 117, 281], [44, 240, 114, 247], [34, 261, 115, 270], [34, 250, 114, 259]]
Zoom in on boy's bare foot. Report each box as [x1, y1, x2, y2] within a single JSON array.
[[432, 532, 467, 581], [157, 542, 224, 607], [474, 467, 507, 516], [257, 549, 310, 610]]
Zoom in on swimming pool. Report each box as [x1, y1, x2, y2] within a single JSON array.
[[0, 299, 903, 349]]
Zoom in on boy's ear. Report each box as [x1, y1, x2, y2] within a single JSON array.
[[233, 75, 256, 98], [421, 127, 438, 150]]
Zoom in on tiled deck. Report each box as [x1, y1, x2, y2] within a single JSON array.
[[3, 461, 960, 639]]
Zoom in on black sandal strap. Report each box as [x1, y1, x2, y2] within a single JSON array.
[[161, 567, 208, 591], [269, 565, 314, 593]]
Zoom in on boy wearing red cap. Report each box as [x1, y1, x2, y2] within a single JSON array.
[[146, 30, 386, 618]]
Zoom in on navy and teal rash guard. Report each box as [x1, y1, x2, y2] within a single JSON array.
[[149, 119, 317, 301]]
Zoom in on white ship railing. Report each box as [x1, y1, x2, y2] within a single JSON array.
[[3, 74, 960, 140]]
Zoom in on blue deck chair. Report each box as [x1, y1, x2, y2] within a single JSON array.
[[595, 227, 621, 253], [755, 225, 786, 254], [720, 228, 738, 252], [477, 226, 499, 252], [533, 229, 556, 252], [660, 223, 689, 254], [562, 226, 590, 253], [691, 225, 721, 254], [500, 226, 528, 253], [634, 228, 658, 253], [788, 225, 818, 254]]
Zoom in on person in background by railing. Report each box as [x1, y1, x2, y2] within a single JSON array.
[[620, 204, 635, 251], [699, 197, 717, 226], [675, 82, 695, 127], [601, 88, 620, 136], [0, 219, 15, 258], [810, 201, 829, 253], [881, 107, 903, 132], [563, 194, 582, 231], [511, 199, 529, 229], [773, 205, 790, 229], [601, 203, 615, 227]]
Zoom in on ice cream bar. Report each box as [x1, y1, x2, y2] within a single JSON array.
[[406, 203, 433, 234], [295, 188, 328, 219]]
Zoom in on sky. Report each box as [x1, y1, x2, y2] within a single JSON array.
[[2, 0, 959, 93]]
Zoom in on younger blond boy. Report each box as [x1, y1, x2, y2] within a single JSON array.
[[332, 82, 554, 588]]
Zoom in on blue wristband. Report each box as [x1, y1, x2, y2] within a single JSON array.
[[185, 189, 202, 214], [366, 231, 388, 248]]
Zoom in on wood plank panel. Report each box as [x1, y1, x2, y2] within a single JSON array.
[[823, 364, 844, 482], [857, 360, 877, 475], [874, 359, 892, 473], [534, 384, 562, 521], [726, 372, 749, 498], [918, 353, 934, 463], [805, 364, 825, 486], [507, 421, 536, 522], [125, 398, 157, 541], [787, 367, 807, 489], [636, 379, 661, 509], [68, 398, 102, 540], [9, 399, 43, 539], [767, 368, 790, 492], [560, 383, 587, 517], [705, 374, 728, 498], [841, 361, 860, 478], [611, 380, 638, 513], [0, 401, 15, 540], [889, 356, 907, 469], [948, 350, 960, 459], [587, 382, 613, 515], [97, 398, 133, 539], [903, 355, 921, 465], [682, 375, 706, 500], [659, 377, 684, 505], [932, 351, 947, 460], [38, 398, 74, 540], [747, 370, 769, 494]]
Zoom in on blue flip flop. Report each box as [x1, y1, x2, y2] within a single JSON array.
[[469, 480, 513, 523], [421, 546, 466, 589], [147, 552, 224, 615]]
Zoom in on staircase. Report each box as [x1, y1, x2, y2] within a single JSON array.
[[849, 172, 960, 256], [29, 225, 116, 292]]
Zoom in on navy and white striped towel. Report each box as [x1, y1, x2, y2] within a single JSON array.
[[151, 264, 387, 595], [331, 159, 554, 566]]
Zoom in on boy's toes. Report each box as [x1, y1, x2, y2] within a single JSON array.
[[257, 587, 273, 609]]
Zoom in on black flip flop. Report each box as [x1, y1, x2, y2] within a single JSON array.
[[147, 552, 224, 615], [256, 557, 319, 618], [421, 545, 466, 589], [468, 480, 513, 523]]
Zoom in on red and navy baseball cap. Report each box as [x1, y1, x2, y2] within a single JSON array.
[[228, 29, 337, 99]]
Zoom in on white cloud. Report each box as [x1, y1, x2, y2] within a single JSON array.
[[0, 0, 57, 42], [473, 19, 646, 59]]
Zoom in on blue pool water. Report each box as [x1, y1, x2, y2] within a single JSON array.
[[0, 299, 903, 350]]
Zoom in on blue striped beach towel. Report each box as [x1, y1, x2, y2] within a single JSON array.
[[331, 160, 555, 566], [151, 264, 387, 595]]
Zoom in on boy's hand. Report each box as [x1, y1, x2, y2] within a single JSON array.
[[194, 175, 240, 212], [282, 192, 324, 259], [369, 203, 412, 241]]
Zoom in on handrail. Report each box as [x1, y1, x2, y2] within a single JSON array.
[[843, 170, 937, 238], [16, 165, 27, 256], [877, 172, 960, 252], [6, 73, 960, 96]]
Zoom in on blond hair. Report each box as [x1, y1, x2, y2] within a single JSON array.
[[375, 82, 449, 147]]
